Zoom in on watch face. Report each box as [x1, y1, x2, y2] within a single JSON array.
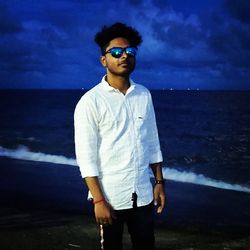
[[155, 180, 165, 184]]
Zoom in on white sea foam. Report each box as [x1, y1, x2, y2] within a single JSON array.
[[162, 168, 250, 193], [1, 145, 250, 193], [0, 145, 77, 166]]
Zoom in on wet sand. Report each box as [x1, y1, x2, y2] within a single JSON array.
[[0, 158, 250, 249]]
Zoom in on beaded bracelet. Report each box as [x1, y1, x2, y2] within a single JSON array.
[[93, 198, 105, 205]]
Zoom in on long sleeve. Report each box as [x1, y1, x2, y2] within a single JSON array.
[[74, 95, 99, 178], [147, 92, 163, 164]]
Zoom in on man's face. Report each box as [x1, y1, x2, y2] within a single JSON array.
[[101, 37, 136, 77]]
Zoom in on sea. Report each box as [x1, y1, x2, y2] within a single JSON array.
[[0, 90, 250, 229]]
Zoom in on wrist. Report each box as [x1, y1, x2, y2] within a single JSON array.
[[93, 197, 105, 205], [155, 179, 165, 185]]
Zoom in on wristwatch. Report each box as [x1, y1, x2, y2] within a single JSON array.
[[155, 179, 165, 185]]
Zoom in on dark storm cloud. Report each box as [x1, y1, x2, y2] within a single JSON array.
[[128, 0, 144, 6], [0, 37, 31, 70], [0, 2, 23, 34], [138, 0, 250, 89], [152, 20, 204, 49], [207, 9, 250, 68], [224, 0, 250, 24], [0, 0, 249, 89], [152, 0, 170, 9], [43, 4, 85, 32], [0, 0, 98, 88]]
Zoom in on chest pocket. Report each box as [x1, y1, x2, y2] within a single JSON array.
[[98, 105, 127, 135]]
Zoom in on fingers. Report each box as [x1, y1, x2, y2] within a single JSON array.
[[154, 186, 166, 214], [154, 199, 165, 214], [95, 213, 113, 225], [156, 199, 164, 214], [95, 202, 116, 225], [160, 193, 166, 213], [95, 215, 112, 225]]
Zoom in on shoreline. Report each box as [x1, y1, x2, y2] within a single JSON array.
[[1, 158, 250, 249], [1, 211, 250, 250]]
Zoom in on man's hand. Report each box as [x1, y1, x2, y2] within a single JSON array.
[[153, 184, 166, 214], [84, 177, 117, 225], [94, 201, 117, 225]]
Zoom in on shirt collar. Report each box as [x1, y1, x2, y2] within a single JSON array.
[[101, 75, 136, 93]]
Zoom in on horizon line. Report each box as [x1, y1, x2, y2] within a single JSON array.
[[0, 88, 250, 92]]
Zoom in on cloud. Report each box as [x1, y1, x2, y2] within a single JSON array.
[[152, 0, 170, 9], [207, 10, 250, 71], [0, 0, 249, 89], [131, 1, 250, 89], [152, 19, 203, 49], [128, 0, 144, 6], [0, 0, 101, 88], [224, 0, 250, 24], [0, 2, 23, 34]]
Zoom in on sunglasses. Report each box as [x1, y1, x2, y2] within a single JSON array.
[[103, 47, 137, 58]]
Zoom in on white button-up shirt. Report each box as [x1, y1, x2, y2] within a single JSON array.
[[74, 76, 163, 210]]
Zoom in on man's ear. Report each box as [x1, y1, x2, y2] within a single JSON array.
[[100, 56, 107, 67]]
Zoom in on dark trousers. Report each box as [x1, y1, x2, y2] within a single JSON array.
[[99, 202, 155, 250]]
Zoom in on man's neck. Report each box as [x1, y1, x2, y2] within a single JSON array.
[[106, 74, 130, 95]]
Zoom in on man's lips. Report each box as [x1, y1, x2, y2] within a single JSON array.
[[119, 61, 130, 66]]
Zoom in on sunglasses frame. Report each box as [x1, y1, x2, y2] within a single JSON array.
[[103, 47, 137, 58]]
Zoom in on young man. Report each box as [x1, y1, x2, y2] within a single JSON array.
[[74, 22, 165, 250]]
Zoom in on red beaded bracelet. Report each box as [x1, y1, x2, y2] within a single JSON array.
[[93, 198, 105, 205]]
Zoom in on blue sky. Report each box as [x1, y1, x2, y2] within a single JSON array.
[[0, 0, 249, 90]]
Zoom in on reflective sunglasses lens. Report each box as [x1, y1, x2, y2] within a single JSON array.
[[125, 47, 137, 57], [110, 48, 123, 58], [108, 47, 137, 58]]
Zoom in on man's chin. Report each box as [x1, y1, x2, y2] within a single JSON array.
[[119, 67, 134, 76]]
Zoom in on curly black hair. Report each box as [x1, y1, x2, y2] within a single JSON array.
[[95, 22, 142, 55]]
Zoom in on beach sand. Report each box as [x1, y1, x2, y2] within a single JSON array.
[[0, 158, 250, 249], [0, 211, 250, 250]]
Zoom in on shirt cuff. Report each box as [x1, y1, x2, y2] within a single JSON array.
[[149, 150, 163, 164], [78, 163, 99, 178]]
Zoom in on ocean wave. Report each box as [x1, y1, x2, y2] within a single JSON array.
[[162, 168, 250, 193], [0, 145, 250, 193], [0, 145, 77, 166]]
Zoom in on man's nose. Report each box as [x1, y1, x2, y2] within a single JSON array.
[[121, 50, 128, 58]]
